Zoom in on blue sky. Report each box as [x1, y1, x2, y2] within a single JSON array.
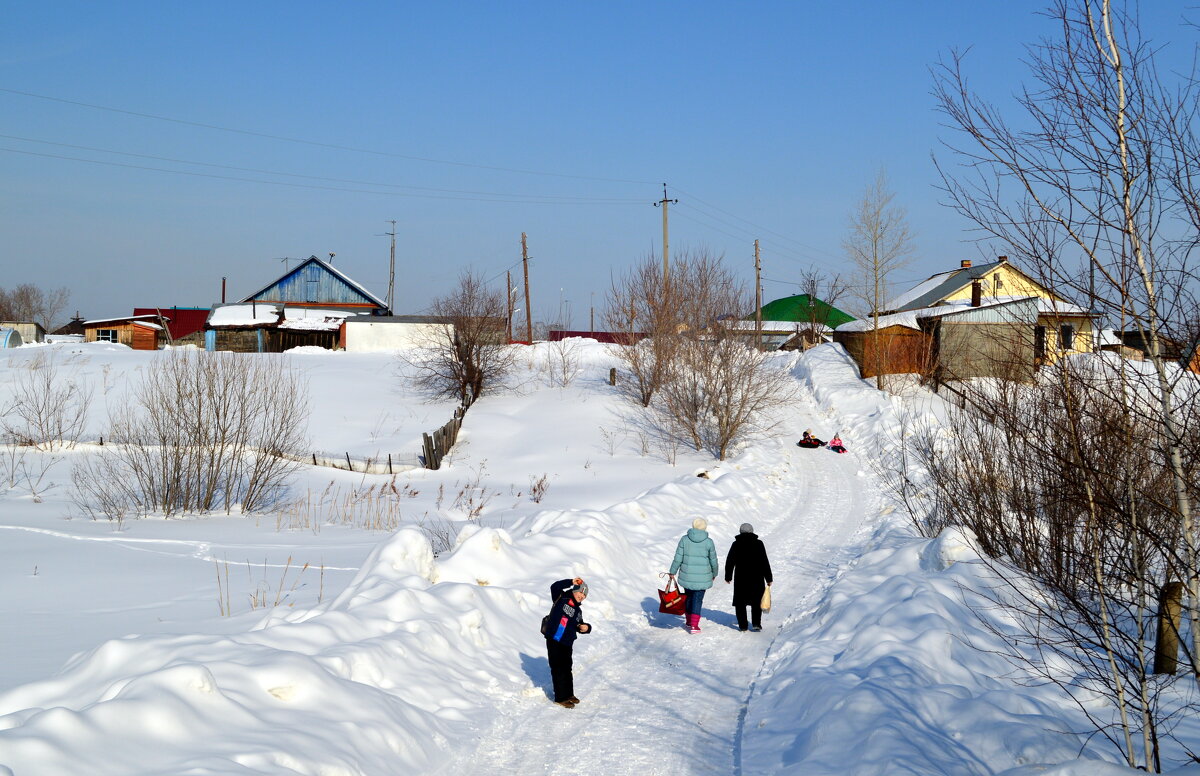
[[3, 2, 1194, 324]]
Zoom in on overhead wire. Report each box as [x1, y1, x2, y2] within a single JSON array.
[[0, 147, 646, 205], [0, 134, 646, 203], [671, 184, 845, 262], [0, 87, 658, 185]]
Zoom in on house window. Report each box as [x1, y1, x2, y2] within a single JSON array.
[[1034, 326, 1047, 361], [1060, 324, 1076, 351], [994, 275, 1004, 291], [95, 329, 119, 343]]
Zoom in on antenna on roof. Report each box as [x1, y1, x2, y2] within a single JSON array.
[[274, 257, 295, 271], [328, 252, 336, 265]]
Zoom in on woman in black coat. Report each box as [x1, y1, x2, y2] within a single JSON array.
[[724, 523, 773, 631]]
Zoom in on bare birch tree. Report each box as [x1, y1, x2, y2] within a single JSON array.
[[933, 0, 1200, 693], [843, 169, 916, 388]]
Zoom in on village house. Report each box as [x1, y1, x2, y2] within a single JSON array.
[[834, 256, 1094, 382], [205, 255, 389, 352], [736, 294, 856, 350], [82, 314, 168, 350]]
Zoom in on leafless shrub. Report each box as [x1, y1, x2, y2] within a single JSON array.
[[604, 258, 679, 407], [72, 351, 309, 519], [612, 252, 793, 460], [544, 338, 582, 388], [912, 356, 1199, 770], [403, 270, 515, 406], [529, 473, 549, 503], [450, 461, 496, 520], [1, 352, 91, 450], [417, 513, 457, 556]]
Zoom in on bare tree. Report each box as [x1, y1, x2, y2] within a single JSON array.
[[405, 271, 515, 406], [933, 0, 1200, 691], [843, 169, 916, 389], [609, 250, 794, 460], [0, 352, 91, 450], [604, 256, 680, 407], [796, 267, 850, 348], [0, 284, 71, 331]]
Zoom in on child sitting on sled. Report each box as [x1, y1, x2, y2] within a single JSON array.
[[828, 433, 847, 454], [797, 429, 825, 448]]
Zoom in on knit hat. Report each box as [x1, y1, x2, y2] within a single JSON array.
[[692, 517, 708, 531], [804, 429, 813, 435], [572, 579, 589, 597], [740, 523, 754, 534]]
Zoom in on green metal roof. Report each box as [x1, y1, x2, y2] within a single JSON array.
[[749, 295, 856, 328]]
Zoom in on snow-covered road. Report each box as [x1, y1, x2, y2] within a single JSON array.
[[453, 431, 872, 776]]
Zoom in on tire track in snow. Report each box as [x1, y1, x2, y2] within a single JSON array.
[[452, 421, 871, 776]]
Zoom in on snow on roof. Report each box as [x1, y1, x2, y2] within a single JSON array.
[[131, 321, 163, 330], [883, 270, 960, 312], [207, 304, 280, 328], [721, 319, 833, 333], [277, 308, 360, 331], [835, 297, 1041, 332], [83, 314, 168, 326]]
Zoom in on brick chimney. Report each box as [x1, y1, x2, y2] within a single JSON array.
[[971, 280, 982, 307], [997, 255, 1008, 263], [961, 259, 972, 269]]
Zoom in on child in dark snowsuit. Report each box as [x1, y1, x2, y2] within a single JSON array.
[[797, 429, 825, 448], [543, 577, 591, 708], [725, 523, 773, 631]]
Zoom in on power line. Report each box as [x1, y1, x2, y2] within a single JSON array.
[[0, 87, 658, 185], [672, 185, 844, 261], [0, 134, 646, 203], [0, 147, 647, 205]]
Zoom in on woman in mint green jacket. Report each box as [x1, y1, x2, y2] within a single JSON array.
[[669, 518, 719, 633]]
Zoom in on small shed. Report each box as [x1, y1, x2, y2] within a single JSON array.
[[0, 321, 45, 344], [0, 328, 23, 348], [82, 315, 166, 350]]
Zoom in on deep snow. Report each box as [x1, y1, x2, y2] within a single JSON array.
[[0, 340, 1187, 774]]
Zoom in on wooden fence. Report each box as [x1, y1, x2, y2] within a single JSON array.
[[421, 405, 467, 470]]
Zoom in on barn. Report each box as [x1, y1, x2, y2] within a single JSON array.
[[82, 315, 167, 350]]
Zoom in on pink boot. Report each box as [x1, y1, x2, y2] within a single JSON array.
[[686, 614, 701, 633]]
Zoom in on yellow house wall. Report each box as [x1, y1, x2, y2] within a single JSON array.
[[941, 265, 1053, 304], [940, 265, 1092, 360]]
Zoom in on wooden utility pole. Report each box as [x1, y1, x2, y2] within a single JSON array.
[[522, 232, 533, 344], [754, 239, 763, 350], [506, 270, 514, 342], [653, 183, 678, 284], [385, 220, 397, 314]]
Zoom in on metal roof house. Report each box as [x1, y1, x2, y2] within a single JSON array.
[[742, 294, 856, 350], [883, 256, 1095, 363], [206, 255, 390, 352], [240, 255, 388, 314]]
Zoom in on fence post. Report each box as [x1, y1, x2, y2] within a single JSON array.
[[609, 367, 616, 385], [388, 453, 393, 474], [1154, 581, 1184, 674]]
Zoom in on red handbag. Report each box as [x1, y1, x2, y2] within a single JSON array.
[[658, 573, 688, 615]]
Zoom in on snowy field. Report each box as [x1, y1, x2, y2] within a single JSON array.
[[0, 340, 1193, 774]]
